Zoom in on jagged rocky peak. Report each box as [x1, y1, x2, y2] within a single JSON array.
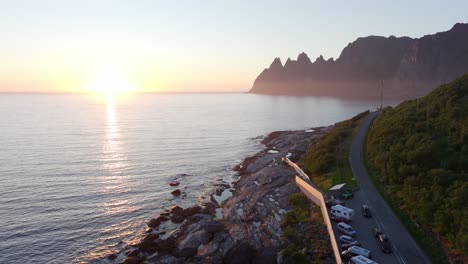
[[314, 55, 326, 64], [250, 23, 468, 99], [269, 57, 283, 70], [297, 52, 312, 64]]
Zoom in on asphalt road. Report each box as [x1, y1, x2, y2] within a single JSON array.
[[331, 111, 430, 264]]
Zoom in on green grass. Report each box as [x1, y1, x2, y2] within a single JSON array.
[[363, 116, 450, 264], [300, 111, 367, 191]]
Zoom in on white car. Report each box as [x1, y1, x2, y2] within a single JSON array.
[[337, 222, 357, 236], [339, 235, 357, 244]]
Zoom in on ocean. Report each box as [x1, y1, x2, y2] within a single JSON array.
[[0, 93, 392, 263]]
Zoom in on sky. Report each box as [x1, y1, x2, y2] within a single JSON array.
[[1, 0, 467, 93]]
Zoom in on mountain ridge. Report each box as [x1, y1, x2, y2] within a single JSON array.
[[250, 23, 468, 99]]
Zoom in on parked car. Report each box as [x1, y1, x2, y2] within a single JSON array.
[[326, 198, 345, 208], [331, 215, 349, 223], [377, 233, 392, 253], [349, 255, 379, 264], [330, 205, 354, 221], [337, 222, 357, 236], [341, 189, 354, 199], [341, 240, 360, 250], [339, 235, 357, 244], [361, 204, 372, 218], [342, 246, 372, 259]]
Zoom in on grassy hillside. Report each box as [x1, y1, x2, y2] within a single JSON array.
[[300, 111, 368, 190], [366, 74, 468, 263]]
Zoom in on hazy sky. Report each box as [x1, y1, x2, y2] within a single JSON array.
[[1, 0, 467, 93]]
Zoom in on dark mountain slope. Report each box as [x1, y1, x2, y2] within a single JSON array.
[[250, 23, 468, 99]]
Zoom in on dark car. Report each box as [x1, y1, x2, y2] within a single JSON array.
[[341, 240, 360, 250], [377, 234, 393, 253], [362, 204, 372, 218], [326, 198, 345, 208], [341, 250, 359, 260], [341, 189, 354, 199], [372, 227, 382, 238], [331, 216, 349, 223]]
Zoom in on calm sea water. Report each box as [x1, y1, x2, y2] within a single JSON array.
[[0, 93, 393, 263]]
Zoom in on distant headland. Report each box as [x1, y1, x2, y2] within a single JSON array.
[[249, 23, 468, 99]]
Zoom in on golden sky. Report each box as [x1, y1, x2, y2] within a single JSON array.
[[1, 1, 465, 94]]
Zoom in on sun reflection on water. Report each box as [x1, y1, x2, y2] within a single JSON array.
[[88, 96, 141, 261]]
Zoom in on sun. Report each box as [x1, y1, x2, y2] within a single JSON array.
[[86, 66, 135, 96]]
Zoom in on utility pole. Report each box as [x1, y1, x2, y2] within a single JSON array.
[[380, 80, 384, 111]]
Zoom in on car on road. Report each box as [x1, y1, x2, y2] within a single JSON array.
[[349, 255, 379, 264], [361, 204, 372, 218], [339, 235, 358, 244], [372, 227, 382, 238], [341, 189, 354, 199], [337, 222, 357, 236], [377, 233, 392, 253], [341, 246, 372, 259], [331, 215, 349, 223]]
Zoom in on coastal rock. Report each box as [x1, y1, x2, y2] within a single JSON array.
[[147, 218, 162, 228], [128, 126, 331, 264], [122, 256, 140, 264], [170, 205, 184, 215], [147, 255, 183, 264], [171, 214, 184, 223], [223, 241, 257, 264], [183, 205, 202, 217], [171, 189, 181, 196], [156, 237, 177, 251], [253, 247, 277, 264], [158, 215, 170, 222], [107, 253, 117, 260], [169, 181, 180, 186], [177, 230, 212, 257], [126, 249, 139, 257], [201, 220, 225, 233], [200, 201, 218, 215]]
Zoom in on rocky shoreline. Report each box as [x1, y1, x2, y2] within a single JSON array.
[[107, 126, 333, 264]]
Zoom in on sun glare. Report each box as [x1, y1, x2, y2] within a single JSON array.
[[86, 66, 135, 96]]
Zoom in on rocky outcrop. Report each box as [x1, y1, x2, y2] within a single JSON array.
[[250, 23, 468, 99], [107, 127, 335, 263]]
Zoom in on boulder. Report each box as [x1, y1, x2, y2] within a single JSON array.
[[147, 218, 161, 228], [223, 241, 257, 264], [139, 238, 158, 254], [122, 256, 140, 264], [201, 201, 217, 215], [107, 253, 117, 260], [156, 237, 177, 251], [169, 181, 180, 186], [158, 215, 170, 222], [127, 249, 139, 257], [177, 230, 212, 257], [147, 255, 184, 264], [171, 214, 184, 223], [171, 189, 181, 196], [171, 205, 184, 215], [202, 220, 225, 233], [183, 205, 202, 217]]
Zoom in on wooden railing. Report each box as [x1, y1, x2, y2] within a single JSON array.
[[284, 158, 342, 264]]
